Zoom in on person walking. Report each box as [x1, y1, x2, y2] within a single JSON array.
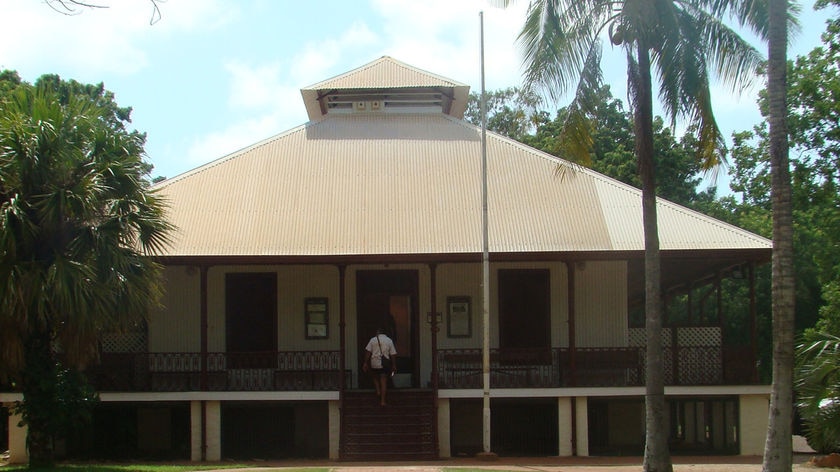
[[363, 327, 397, 406]]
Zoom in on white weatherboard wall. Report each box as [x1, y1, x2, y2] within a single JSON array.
[[6, 409, 27, 464], [274, 265, 340, 351], [739, 394, 769, 455], [202, 265, 341, 353], [149, 266, 201, 352], [436, 263, 482, 351], [574, 261, 628, 348]]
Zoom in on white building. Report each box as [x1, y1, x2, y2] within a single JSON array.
[[2, 56, 771, 462]]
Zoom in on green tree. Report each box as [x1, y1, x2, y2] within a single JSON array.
[[464, 87, 542, 140], [0, 75, 171, 467], [536, 86, 715, 208], [510, 2, 767, 469], [467, 85, 717, 209]]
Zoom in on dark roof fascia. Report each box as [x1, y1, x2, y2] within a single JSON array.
[[153, 248, 770, 267]]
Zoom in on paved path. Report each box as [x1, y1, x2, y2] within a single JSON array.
[[213, 455, 821, 471]]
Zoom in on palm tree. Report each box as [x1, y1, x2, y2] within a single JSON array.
[[511, 1, 767, 470], [763, 0, 795, 469], [0, 81, 171, 467]]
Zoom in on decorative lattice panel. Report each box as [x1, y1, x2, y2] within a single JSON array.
[[677, 327, 722, 347], [677, 346, 722, 384], [101, 330, 147, 353], [628, 328, 672, 346]]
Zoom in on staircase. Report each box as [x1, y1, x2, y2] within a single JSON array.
[[341, 389, 438, 461]]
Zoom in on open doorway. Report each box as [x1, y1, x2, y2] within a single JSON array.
[[356, 270, 419, 389]]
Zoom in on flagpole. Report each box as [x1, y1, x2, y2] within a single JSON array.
[[478, 10, 496, 460]]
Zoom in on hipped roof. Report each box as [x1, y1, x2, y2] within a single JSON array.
[[154, 57, 770, 262]]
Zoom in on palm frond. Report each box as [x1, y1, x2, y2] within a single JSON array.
[[554, 44, 605, 165], [684, 4, 765, 94], [0, 81, 172, 373], [517, 0, 611, 102], [796, 332, 840, 451]]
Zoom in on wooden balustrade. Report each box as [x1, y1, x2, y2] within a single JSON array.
[[47, 345, 758, 393], [85, 350, 348, 392], [437, 346, 757, 389]]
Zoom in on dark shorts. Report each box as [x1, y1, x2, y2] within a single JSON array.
[[371, 368, 387, 376]]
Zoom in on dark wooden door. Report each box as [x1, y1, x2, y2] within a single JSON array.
[[356, 270, 418, 388]]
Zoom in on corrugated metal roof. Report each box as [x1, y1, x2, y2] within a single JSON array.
[[303, 56, 468, 90], [155, 113, 771, 258]]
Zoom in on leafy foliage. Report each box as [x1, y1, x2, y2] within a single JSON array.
[[796, 332, 840, 453], [11, 362, 99, 437]]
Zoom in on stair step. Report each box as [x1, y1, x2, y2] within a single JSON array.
[[340, 389, 438, 461]]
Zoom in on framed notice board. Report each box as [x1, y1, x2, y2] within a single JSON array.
[[447, 296, 471, 338], [305, 297, 328, 339]]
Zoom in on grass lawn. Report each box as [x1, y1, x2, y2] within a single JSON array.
[[0, 465, 520, 472], [0, 465, 267, 472]]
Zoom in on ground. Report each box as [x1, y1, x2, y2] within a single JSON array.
[[207, 454, 824, 472], [0, 436, 827, 470]]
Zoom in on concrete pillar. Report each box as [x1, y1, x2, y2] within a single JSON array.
[[739, 394, 769, 456], [574, 396, 589, 456], [205, 401, 221, 461], [190, 401, 201, 461], [329, 400, 340, 460], [437, 398, 451, 458], [7, 408, 27, 464], [557, 397, 573, 456], [190, 401, 221, 462]]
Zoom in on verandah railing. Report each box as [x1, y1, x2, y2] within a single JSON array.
[[77, 345, 757, 393], [436, 346, 758, 389], [87, 350, 350, 392]]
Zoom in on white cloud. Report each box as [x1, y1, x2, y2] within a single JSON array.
[[224, 60, 286, 109], [184, 113, 292, 166], [370, 0, 528, 92], [289, 21, 380, 85], [182, 19, 380, 167], [0, 0, 236, 77], [152, 0, 239, 33], [164, 0, 527, 173]]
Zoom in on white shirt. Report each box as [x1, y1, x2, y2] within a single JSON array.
[[365, 334, 397, 369]]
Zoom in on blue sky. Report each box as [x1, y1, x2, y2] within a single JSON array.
[[1, 0, 836, 184]]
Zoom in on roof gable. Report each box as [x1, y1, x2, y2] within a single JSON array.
[[300, 56, 470, 120]]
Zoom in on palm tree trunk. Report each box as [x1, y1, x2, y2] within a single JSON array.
[[763, 0, 794, 470], [633, 45, 673, 472], [22, 329, 57, 468]]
